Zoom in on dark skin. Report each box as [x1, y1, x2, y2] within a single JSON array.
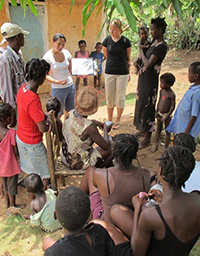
[[184, 65, 200, 134], [24, 189, 46, 219], [74, 43, 89, 90], [71, 110, 112, 164], [138, 23, 165, 148], [80, 161, 151, 222], [25, 77, 53, 190], [131, 168, 200, 256], [0, 112, 26, 209], [6, 33, 25, 53], [152, 79, 176, 152]]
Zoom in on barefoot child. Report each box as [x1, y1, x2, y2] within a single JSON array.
[[167, 62, 200, 139], [43, 186, 116, 255], [90, 42, 106, 92], [152, 73, 176, 152], [24, 173, 61, 232], [74, 40, 89, 90], [0, 102, 25, 208]]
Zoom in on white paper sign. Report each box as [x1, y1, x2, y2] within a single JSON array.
[[71, 58, 94, 76]]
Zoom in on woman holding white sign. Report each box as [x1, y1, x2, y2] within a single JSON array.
[[43, 33, 75, 117]]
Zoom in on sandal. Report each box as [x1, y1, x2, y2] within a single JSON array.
[[113, 123, 121, 130]]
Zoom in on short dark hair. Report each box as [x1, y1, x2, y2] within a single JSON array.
[[46, 97, 61, 118], [160, 73, 176, 87], [190, 62, 200, 76], [95, 42, 102, 47], [0, 102, 14, 122], [24, 173, 44, 194], [159, 146, 195, 189], [173, 133, 196, 153], [78, 40, 86, 46], [113, 134, 138, 169], [138, 26, 148, 35], [52, 33, 66, 42], [151, 17, 167, 34], [24, 58, 50, 82], [56, 186, 90, 231]]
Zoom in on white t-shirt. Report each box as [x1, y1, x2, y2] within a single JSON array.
[[182, 161, 200, 193], [43, 49, 73, 89]]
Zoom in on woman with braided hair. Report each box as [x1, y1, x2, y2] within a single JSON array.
[[80, 133, 151, 222], [91, 146, 200, 256], [16, 58, 52, 189]]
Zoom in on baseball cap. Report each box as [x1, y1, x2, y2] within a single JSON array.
[[0, 38, 7, 46], [1, 22, 29, 39]]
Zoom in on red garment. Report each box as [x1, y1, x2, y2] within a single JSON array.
[[17, 84, 45, 144], [0, 129, 21, 177]]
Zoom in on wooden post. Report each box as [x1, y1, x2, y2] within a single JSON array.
[[45, 132, 57, 191]]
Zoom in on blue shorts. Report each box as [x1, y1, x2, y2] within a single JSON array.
[[51, 84, 75, 115], [16, 136, 50, 179]]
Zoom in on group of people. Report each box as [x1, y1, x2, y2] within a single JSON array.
[[0, 16, 200, 256]]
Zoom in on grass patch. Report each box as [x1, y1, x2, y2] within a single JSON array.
[[100, 92, 136, 106], [0, 214, 62, 256]]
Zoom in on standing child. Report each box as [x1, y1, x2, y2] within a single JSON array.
[[0, 102, 25, 208], [134, 27, 151, 74], [24, 173, 61, 232], [74, 40, 89, 90], [152, 73, 176, 152], [90, 42, 106, 92], [46, 97, 63, 142], [42, 186, 116, 255], [167, 62, 200, 139]]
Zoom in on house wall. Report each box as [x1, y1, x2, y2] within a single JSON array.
[[0, 0, 105, 94]]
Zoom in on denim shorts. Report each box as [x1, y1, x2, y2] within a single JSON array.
[[51, 84, 75, 115], [16, 136, 50, 179]]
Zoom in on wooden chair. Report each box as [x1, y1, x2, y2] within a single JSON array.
[[45, 116, 85, 191]]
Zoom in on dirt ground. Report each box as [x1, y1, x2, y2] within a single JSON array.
[[1, 50, 200, 254]]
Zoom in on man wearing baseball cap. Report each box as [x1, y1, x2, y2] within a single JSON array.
[[0, 22, 29, 108]]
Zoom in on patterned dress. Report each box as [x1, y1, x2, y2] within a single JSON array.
[[134, 41, 167, 132], [60, 110, 102, 170]]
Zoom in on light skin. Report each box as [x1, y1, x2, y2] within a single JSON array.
[[45, 38, 68, 86], [103, 24, 131, 124], [151, 78, 176, 152]]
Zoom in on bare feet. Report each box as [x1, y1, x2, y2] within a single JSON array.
[[133, 131, 146, 138], [139, 138, 151, 149], [151, 143, 158, 153]]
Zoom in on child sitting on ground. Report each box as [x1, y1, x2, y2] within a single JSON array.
[[152, 73, 176, 152], [167, 62, 200, 139], [0, 102, 26, 209], [90, 42, 106, 92], [43, 186, 116, 255], [134, 27, 151, 74], [74, 40, 89, 90], [24, 173, 61, 232], [46, 97, 63, 142]]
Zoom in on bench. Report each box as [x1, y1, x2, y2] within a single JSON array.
[[45, 116, 85, 191]]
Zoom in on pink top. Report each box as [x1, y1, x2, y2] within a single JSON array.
[[76, 51, 89, 78], [0, 129, 21, 177]]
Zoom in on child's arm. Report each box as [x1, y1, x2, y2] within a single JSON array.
[[74, 51, 78, 58], [184, 116, 197, 134]]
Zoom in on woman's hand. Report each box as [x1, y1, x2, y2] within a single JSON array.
[[148, 189, 163, 203], [104, 122, 113, 133], [132, 193, 147, 211], [92, 120, 104, 130], [57, 79, 67, 85]]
